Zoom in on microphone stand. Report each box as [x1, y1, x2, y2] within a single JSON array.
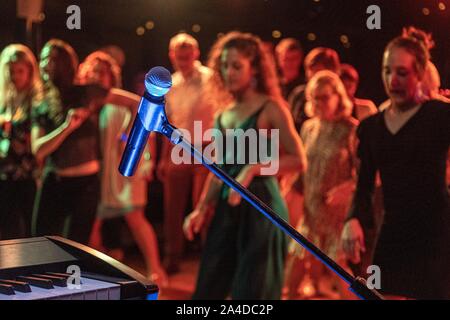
[[158, 121, 384, 300]]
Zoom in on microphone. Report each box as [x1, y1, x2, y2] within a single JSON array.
[[119, 66, 172, 176]]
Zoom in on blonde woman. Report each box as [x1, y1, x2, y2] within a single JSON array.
[[286, 70, 358, 299], [0, 44, 42, 239]]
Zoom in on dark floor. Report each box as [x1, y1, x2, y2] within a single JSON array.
[[119, 178, 355, 300], [124, 250, 200, 300], [122, 248, 355, 300]]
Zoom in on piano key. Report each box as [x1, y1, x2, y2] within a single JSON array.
[[16, 276, 54, 289], [0, 279, 31, 293], [32, 274, 67, 287], [0, 284, 15, 295], [44, 272, 83, 284], [44, 272, 71, 278], [0, 276, 120, 300], [0, 236, 154, 300], [51, 277, 120, 300]]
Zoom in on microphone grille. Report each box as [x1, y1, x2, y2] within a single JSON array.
[[145, 66, 172, 97]]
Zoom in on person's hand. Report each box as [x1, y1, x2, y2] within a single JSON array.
[[279, 173, 299, 198], [138, 158, 154, 182], [64, 108, 90, 133], [439, 88, 450, 98], [325, 181, 355, 207], [183, 207, 208, 241], [342, 218, 366, 264], [227, 165, 256, 206]]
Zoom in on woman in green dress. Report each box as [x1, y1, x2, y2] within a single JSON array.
[[183, 31, 306, 299]]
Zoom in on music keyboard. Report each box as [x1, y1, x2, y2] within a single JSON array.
[[0, 236, 158, 300], [0, 276, 121, 300]]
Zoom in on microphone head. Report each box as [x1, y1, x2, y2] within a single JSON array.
[[145, 66, 172, 97]]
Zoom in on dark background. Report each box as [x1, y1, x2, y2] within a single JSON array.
[[1, 0, 449, 105], [0, 0, 449, 252]]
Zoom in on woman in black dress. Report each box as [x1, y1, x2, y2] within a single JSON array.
[[342, 36, 449, 299], [31, 39, 140, 244]]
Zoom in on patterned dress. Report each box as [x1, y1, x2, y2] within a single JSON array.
[[0, 98, 36, 239], [293, 117, 357, 260]]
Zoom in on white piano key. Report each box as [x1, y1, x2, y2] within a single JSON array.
[[69, 292, 84, 300], [0, 277, 120, 300], [96, 289, 109, 300], [108, 286, 121, 300], [83, 290, 97, 300]]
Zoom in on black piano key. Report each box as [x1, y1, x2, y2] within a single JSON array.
[[0, 279, 31, 293], [0, 283, 15, 295], [45, 272, 82, 284], [44, 272, 70, 278], [33, 274, 67, 287], [16, 276, 54, 289]]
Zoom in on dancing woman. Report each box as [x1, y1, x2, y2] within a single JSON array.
[[183, 31, 306, 299]]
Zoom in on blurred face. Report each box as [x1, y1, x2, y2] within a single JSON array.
[[169, 45, 198, 76], [341, 77, 357, 98], [278, 49, 302, 77], [382, 47, 421, 108], [88, 60, 114, 89], [306, 63, 327, 81], [220, 47, 255, 95], [9, 61, 31, 92], [311, 83, 340, 121], [39, 47, 58, 82]]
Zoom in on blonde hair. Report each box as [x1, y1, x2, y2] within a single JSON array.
[[78, 50, 122, 88], [169, 33, 199, 52], [305, 70, 353, 120], [275, 38, 303, 57], [0, 44, 43, 112]]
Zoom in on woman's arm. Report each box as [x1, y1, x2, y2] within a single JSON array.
[[227, 100, 307, 206], [106, 88, 140, 111], [342, 122, 377, 264], [183, 172, 223, 240], [234, 101, 306, 183], [326, 123, 359, 206], [31, 108, 90, 164], [195, 172, 224, 212]]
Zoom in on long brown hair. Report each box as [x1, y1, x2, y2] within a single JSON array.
[[39, 39, 79, 124], [77, 50, 122, 88], [40, 39, 78, 91], [207, 31, 284, 108]]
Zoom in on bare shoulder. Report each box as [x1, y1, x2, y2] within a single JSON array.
[[264, 99, 291, 119], [257, 98, 293, 131]]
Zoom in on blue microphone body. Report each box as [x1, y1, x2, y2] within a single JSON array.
[[119, 67, 172, 177]]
